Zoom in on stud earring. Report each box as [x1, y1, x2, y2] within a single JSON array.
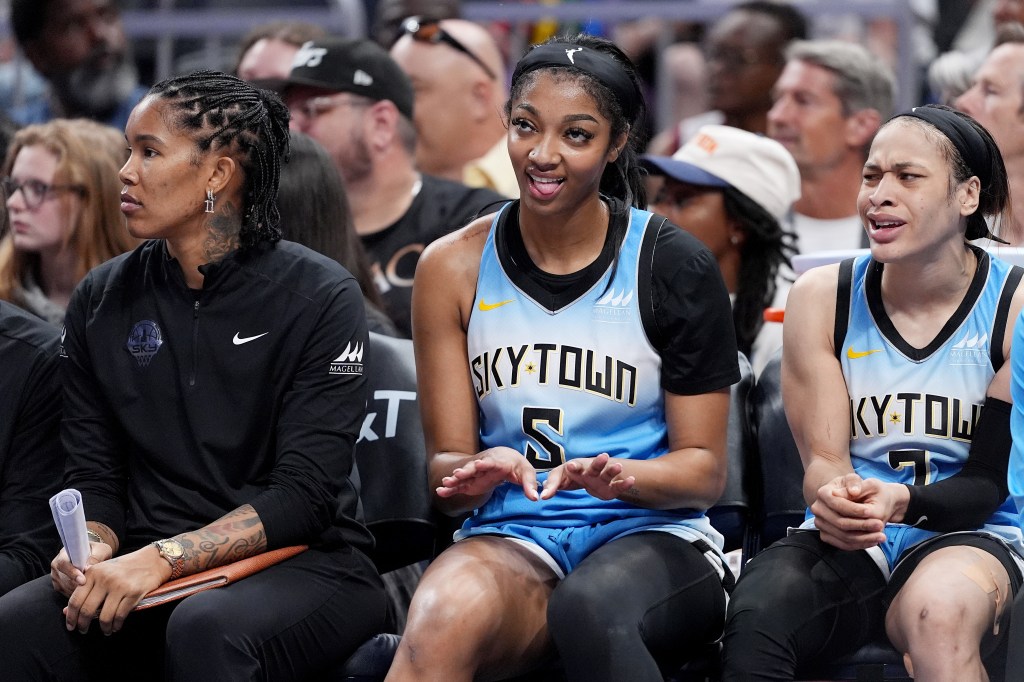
[[730, 234, 741, 245], [205, 189, 215, 214]]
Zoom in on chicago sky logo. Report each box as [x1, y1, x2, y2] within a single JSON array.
[[330, 341, 364, 375], [126, 320, 163, 367], [593, 288, 634, 323], [949, 331, 988, 366]]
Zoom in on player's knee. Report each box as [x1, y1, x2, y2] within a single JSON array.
[[402, 573, 496, 655], [728, 554, 810, 632], [547, 577, 624, 643], [888, 584, 976, 654]]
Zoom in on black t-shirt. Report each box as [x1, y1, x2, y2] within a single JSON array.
[[497, 198, 739, 395], [361, 174, 505, 338]]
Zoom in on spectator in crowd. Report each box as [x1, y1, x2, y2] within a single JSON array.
[[723, 104, 1023, 681], [0, 70, 387, 680], [371, 0, 461, 48], [390, 17, 518, 198], [8, 0, 147, 130], [387, 34, 738, 682], [233, 21, 327, 86], [995, 0, 1024, 28], [956, 23, 1024, 245], [281, 37, 503, 337], [0, 118, 136, 325], [278, 129, 396, 336], [0, 299, 63, 598], [927, 49, 980, 106], [769, 39, 895, 254], [643, 124, 798, 375], [646, 1, 808, 156]]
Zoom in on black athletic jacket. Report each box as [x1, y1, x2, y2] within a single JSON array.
[[61, 239, 373, 554], [0, 301, 62, 594]]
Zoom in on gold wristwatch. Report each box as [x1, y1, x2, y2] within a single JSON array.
[[152, 538, 186, 580]]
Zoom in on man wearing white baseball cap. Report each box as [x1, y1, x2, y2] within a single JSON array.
[[642, 124, 800, 374]]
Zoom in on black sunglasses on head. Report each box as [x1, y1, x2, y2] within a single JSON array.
[[402, 16, 497, 80]]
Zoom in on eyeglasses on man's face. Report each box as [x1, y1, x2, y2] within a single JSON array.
[[402, 16, 498, 80], [287, 93, 371, 125], [1, 177, 85, 210]]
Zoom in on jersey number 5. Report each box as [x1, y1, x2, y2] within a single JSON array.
[[888, 449, 931, 486], [522, 406, 565, 470]]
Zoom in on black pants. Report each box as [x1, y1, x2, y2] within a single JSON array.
[[547, 531, 727, 682], [0, 545, 387, 682], [720, 531, 888, 682], [722, 531, 1020, 681]]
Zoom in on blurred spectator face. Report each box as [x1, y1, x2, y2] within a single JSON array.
[[284, 86, 374, 186], [372, 0, 461, 47], [24, 0, 136, 117], [956, 43, 1024, 163], [390, 20, 494, 177], [994, 0, 1024, 27], [649, 180, 737, 259], [705, 10, 786, 117], [6, 145, 77, 255], [237, 38, 301, 83], [767, 59, 850, 174]]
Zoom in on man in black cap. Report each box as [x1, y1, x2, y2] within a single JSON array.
[[281, 37, 503, 338]]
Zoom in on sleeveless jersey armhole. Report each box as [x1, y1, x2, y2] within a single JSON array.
[[639, 216, 667, 352], [833, 258, 855, 361], [991, 264, 1024, 372]]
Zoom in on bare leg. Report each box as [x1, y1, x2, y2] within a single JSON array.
[[385, 536, 559, 682], [886, 545, 1011, 682]]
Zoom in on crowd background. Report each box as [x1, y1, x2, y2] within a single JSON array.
[[0, 0, 988, 145], [1, 0, 1023, 679]]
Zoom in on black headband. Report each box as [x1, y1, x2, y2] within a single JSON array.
[[894, 105, 1001, 242], [512, 42, 640, 123], [896, 106, 991, 189]]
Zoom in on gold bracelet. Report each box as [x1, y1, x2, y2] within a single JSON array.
[[86, 529, 103, 545]]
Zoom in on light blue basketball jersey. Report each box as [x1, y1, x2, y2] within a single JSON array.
[[462, 204, 718, 542], [805, 249, 1023, 557]]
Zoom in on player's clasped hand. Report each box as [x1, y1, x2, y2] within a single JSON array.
[[811, 472, 893, 551], [62, 546, 170, 636], [50, 541, 111, 599], [542, 453, 636, 501], [437, 446, 541, 501]]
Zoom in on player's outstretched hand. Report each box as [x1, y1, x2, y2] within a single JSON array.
[[541, 453, 636, 501], [437, 446, 541, 501]]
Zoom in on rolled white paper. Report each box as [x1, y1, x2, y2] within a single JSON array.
[[49, 489, 91, 570]]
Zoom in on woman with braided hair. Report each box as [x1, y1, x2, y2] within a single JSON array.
[[0, 71, 387, 680]]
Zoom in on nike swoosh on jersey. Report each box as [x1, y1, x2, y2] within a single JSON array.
[[478, 299, 514, 312], [233, 332, 270, 345], [846, 346, 882, 359]]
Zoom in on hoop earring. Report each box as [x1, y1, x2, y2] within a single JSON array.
[[205, 189, 215, 214]]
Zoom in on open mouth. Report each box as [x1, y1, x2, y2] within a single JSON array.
[[528, 173, 564, 198]]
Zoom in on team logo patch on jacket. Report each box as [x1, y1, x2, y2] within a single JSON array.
[[330, 341, 364, 375], [126, 320, 163, 367]]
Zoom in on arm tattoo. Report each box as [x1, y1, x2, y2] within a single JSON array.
[[173, 504, 267, 574], [202, 199, 242, 263], [619, 485, 642, 502]]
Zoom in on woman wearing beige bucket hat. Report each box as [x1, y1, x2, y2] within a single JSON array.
[[642, 124, 800, 373]]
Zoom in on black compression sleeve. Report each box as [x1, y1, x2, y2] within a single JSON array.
[[902, 397, 1011, 532]]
